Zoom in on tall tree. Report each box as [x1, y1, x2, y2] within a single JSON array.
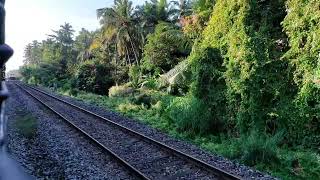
[[48, 23, 77, 73], [74, 28, 94, 62], [97, 0, 142, 66], [23, 40, 42, 65], [49, 23, 75, 47], [134, 0, 182, 35]]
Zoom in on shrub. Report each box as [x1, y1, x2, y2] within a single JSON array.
[[15, 114, 37, 139], [282, 0, 320, 147], [28, 76, 37, 85], [118, 103, 141, 113], [69, 88, 79, 96], [167, 96, 224, 134], [239, 132, 281, 166], [131, 93, 153, 108], [142, 22, 192, 73], [186, 0, 292, 137], [108, 85, 135, 97], [60, 79, 72, 91], [75, 60, 114, 95], [114, 66, 130, 85], [286, 151, 320, 179], [140, 77, 158, 90], [20, 63, 57, 86], [129, 65, 140, 88], [188, 47, 228, 129], [151, 101, 164, 115], [20, 65, 35, 83]]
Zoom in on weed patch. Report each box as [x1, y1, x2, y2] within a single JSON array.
[[14, 114, 37, 139], [60, 90, 319, 180]]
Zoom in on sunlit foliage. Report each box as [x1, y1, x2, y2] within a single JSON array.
[[20, 0, 320, 178]]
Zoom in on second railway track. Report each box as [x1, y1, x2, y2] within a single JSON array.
[[16, 82, 241, 180]]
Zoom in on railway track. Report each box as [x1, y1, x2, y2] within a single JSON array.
[[16, 83, 241, 180]]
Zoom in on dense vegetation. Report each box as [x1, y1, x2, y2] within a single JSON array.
[[20, 0, 320, 179]]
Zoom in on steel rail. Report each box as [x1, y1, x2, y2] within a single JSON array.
[[16, 83, 150, 180], [19, 82, 241, 180]]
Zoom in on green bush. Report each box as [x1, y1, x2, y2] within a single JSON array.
[[131, 93, 153, 108], [20, 65, 35, 83], [15, 114, 37, 139], [142, 22, 192, 73], [22, 60, 69, 87], [129, 65, 140, 88], [69, 88, 79, 96], [118, 103, 141, 113], [283, 151, 320, 179], [184, 0, 293, 138], [239, 132, 281, 166], [75, 60, 114, 95], [189, 47, 227, 125], [59, 79, 72, 91], [167, 96, 224, 134], [151, 101, 164, 115], [140, 77, 158, 90], [108, 85, 135, 97], [282, 0, 320, 147]]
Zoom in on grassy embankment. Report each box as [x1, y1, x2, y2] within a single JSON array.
[[55, 88, 320, 180]]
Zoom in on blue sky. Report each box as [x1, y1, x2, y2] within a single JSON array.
[[5, 0, 144, 71]]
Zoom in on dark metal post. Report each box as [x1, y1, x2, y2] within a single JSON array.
[[0, 1, 32, 179], [0, 0, 5, 44], [0, 0, 6, 81], [0, 0, 11, 151], [0, 0, 12, 124], [0, 0, 13, 80]]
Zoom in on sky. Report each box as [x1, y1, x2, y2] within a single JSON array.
[[5, 0, 144, 71]]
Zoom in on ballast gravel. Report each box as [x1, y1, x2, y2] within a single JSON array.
[[26, 85, 218, 179], [24, 82, 277, 180], [6, 82, 136, 179]]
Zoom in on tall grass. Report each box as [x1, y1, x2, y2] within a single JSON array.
[[15, 114, 37, 138]]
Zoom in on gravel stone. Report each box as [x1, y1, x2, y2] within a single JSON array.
[[8, 81, 278, 179], [22, 84, 217, 179], [24, 82, 277, 180], [6, 82, 136, 179]]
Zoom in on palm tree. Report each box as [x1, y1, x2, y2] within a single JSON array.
[[97, 0, 142, 66], [23, 41, 42, 65], [48, 23, 76, 73], [74, 28, 94, 62], [49, 23, 75, 47], [134, 0, 190, 37]]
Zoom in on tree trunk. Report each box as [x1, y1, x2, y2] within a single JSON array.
[[128, 33, 139, 66]]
